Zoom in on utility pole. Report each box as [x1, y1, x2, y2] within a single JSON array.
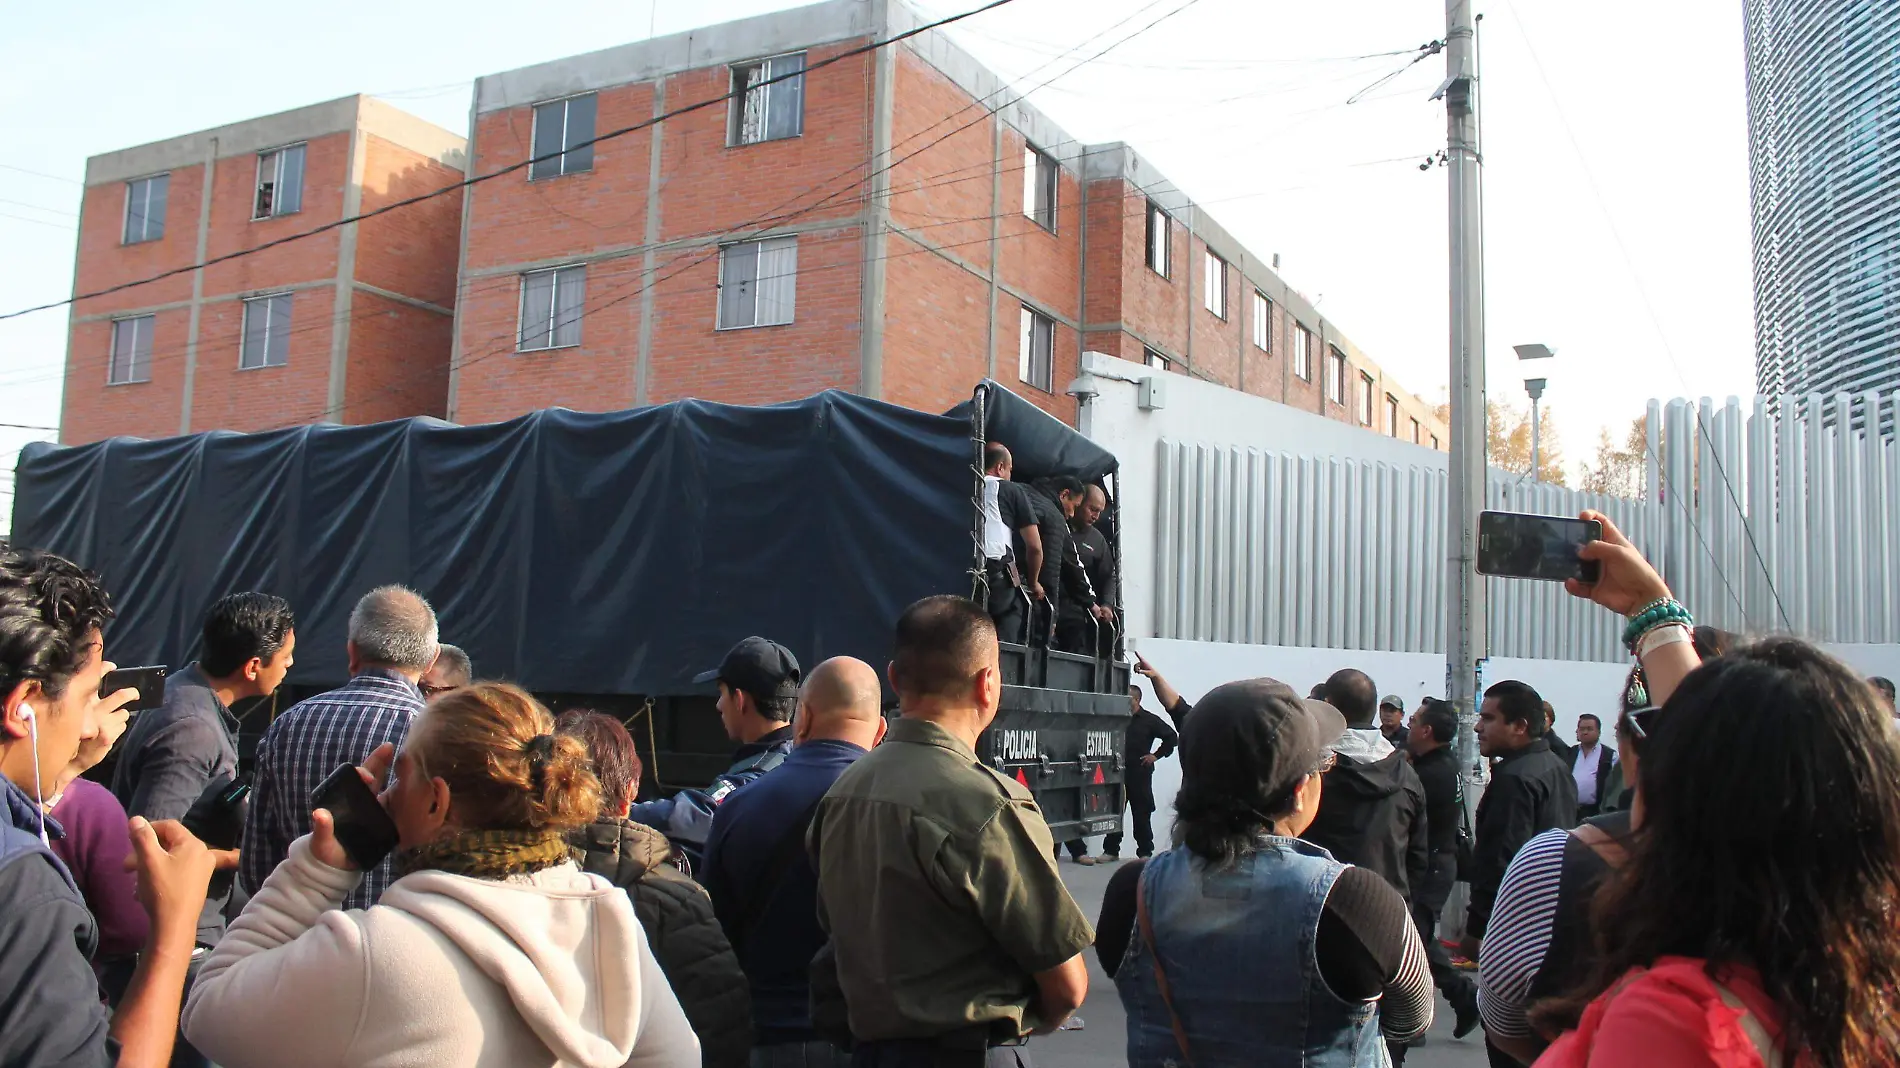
[[1441, 0, 1486, 773]]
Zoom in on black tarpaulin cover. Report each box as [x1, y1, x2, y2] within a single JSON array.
[[11, 392, 980, 695], [948, 380, 1119, 484]]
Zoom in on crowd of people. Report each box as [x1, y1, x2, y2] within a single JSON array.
[[4, 501, 1899, 1067]]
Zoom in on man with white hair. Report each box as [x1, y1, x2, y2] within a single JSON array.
[[238, 585, 439, 908]]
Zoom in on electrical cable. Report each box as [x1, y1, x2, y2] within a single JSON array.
[[0, 0, 1026, 325], [1501, 0, 1790, 631]]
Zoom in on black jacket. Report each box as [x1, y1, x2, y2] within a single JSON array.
[[1467, 738, 1578, 937], [1124, 709, 1178, 769], [1301, 732, 1429, 901], [1026, 486, 1073, 600], [1410, 745, 1463, 857], [573, 818, 753, 1068]]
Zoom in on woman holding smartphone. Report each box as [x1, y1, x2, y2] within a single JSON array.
[[181, 682, 699, 1068], [1525, 511, 1900, 1066]]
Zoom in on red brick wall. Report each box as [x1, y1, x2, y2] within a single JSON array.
[[355, 136, 464, 307], [645, 225, 864, 405], [62, 310, 191, 443], [655, 43, 872, 244], [1118, 185, 1189, 361], [882, 230, 991, 414], [1188, 238, 1240, 390], [202, 134, 346, 297], [72, 166, 201, 314], [452, 255, 644, 425], [188, 287, 337, 433], [462, 82, 659, 273], [344, 292, 452, 424], [1239, 281, 1279, 403], [888, 50, 994, 274]]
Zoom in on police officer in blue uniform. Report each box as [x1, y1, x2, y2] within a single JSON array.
[[629, 636, 801, 869]]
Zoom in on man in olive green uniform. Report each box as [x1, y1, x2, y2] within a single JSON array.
[[809, 595, 1092, 1068]]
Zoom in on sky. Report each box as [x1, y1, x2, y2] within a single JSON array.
[[0, 0, 1758, 527]]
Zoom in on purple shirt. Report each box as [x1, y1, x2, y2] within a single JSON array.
[[49, 777, 149, 959]]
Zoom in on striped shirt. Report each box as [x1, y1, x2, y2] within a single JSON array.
[[239, 670, 423, 909], [1476, 827, 1569, 1039]]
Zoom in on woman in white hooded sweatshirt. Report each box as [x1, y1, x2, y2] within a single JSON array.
[[182, 682, 699, 1068]]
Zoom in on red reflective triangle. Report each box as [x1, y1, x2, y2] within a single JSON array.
[[1092, 764, 1106, 785], [1015, 768, 1030, 787]]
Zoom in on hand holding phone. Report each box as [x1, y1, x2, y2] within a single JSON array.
[[308, 760, 400, 871], [1477, 512, 1602, 583], [99, 665, 168, 712], [1561, 510, 1673, 615]]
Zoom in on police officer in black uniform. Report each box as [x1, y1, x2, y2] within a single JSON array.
[[627, 636, 800, 869]]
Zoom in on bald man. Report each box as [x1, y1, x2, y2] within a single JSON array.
[[703, 657, 888, 1067]]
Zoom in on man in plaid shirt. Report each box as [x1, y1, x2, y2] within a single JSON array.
[[239, 585, 440, 909]]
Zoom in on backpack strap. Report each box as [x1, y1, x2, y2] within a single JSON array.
[[1711, 981, 1784, 1068], [1135, 870, 1196, 1068]]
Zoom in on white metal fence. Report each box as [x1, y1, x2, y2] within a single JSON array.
[[1151, 392, 1900, 663]]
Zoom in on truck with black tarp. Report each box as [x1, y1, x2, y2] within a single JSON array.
[[10, 382, 1131, 841]]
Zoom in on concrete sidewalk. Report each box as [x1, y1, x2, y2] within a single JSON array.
[[1031, 858, 1490, 1068]]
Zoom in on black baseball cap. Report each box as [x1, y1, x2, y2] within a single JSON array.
[[693, 636, 802, 699], [1181, 678, 1348, 801]]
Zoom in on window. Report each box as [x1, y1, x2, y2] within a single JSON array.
[[123, 175, 168, 244], [239, 294, 292, 369], [1203, 252, 1227, 318], [1144, 200, 1170, 277], [1023, 146, 1056, 231], [733, 53, 805, 145], [1293, 324, 1312, 380], [718, 237, 798, 329], [1252, 290, 1271, 350], [1386, 394, 1400, 436], [1018, 305, 1054, 391], [1411, 417, 1422, 444], [518, 265, 586, 350], [1359, 372, 1375, 425], [1325, 346, 1346, 403], [108, 315, 153, 384], [1144, 346, 1172, 372], [253, 145, 305, 219], [531, 94, 598, 179]]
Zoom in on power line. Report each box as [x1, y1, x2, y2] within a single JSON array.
[[0, 0, 1024, 325], [1501, 0, 1790, 631], [0, 163, 82, 185], [273, 0, 1214, 428], [0, 423, 59, 432], [0, 210, 75, 231], [0, 196, 77, 217]]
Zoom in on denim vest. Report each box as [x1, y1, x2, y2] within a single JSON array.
[[1115, 837, 1387, 1068]]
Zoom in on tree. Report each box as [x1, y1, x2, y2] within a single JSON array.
[[1579, 416, 1649, 499], [1430, 399, 1569, 486]]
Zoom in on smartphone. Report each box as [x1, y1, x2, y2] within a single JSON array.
[[308, 762, 401, 870], [1477, 511, 1603, 583], [182, 776, 252, 851], [99, 665, 168, 712]]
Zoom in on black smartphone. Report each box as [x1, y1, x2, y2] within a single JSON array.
[[1477, 511, 1603, 583], [99, 665, 168, 712], [182, 776, 252, 850], [308, 762, 401, 870]]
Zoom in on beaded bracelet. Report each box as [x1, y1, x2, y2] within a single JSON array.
[[1622, 598, 1693, 653]]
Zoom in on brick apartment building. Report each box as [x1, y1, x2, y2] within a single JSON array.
[[59, 0, 1445, 450], [61, 96, 465, 443]]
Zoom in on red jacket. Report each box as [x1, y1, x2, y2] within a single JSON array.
[[1536, 957, 1788, 1068]]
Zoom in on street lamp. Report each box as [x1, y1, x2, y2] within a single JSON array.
[[1513, 344, 1556, 481]]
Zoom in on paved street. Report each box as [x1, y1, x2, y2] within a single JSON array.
[[1036, 859, 1489, 1068]]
